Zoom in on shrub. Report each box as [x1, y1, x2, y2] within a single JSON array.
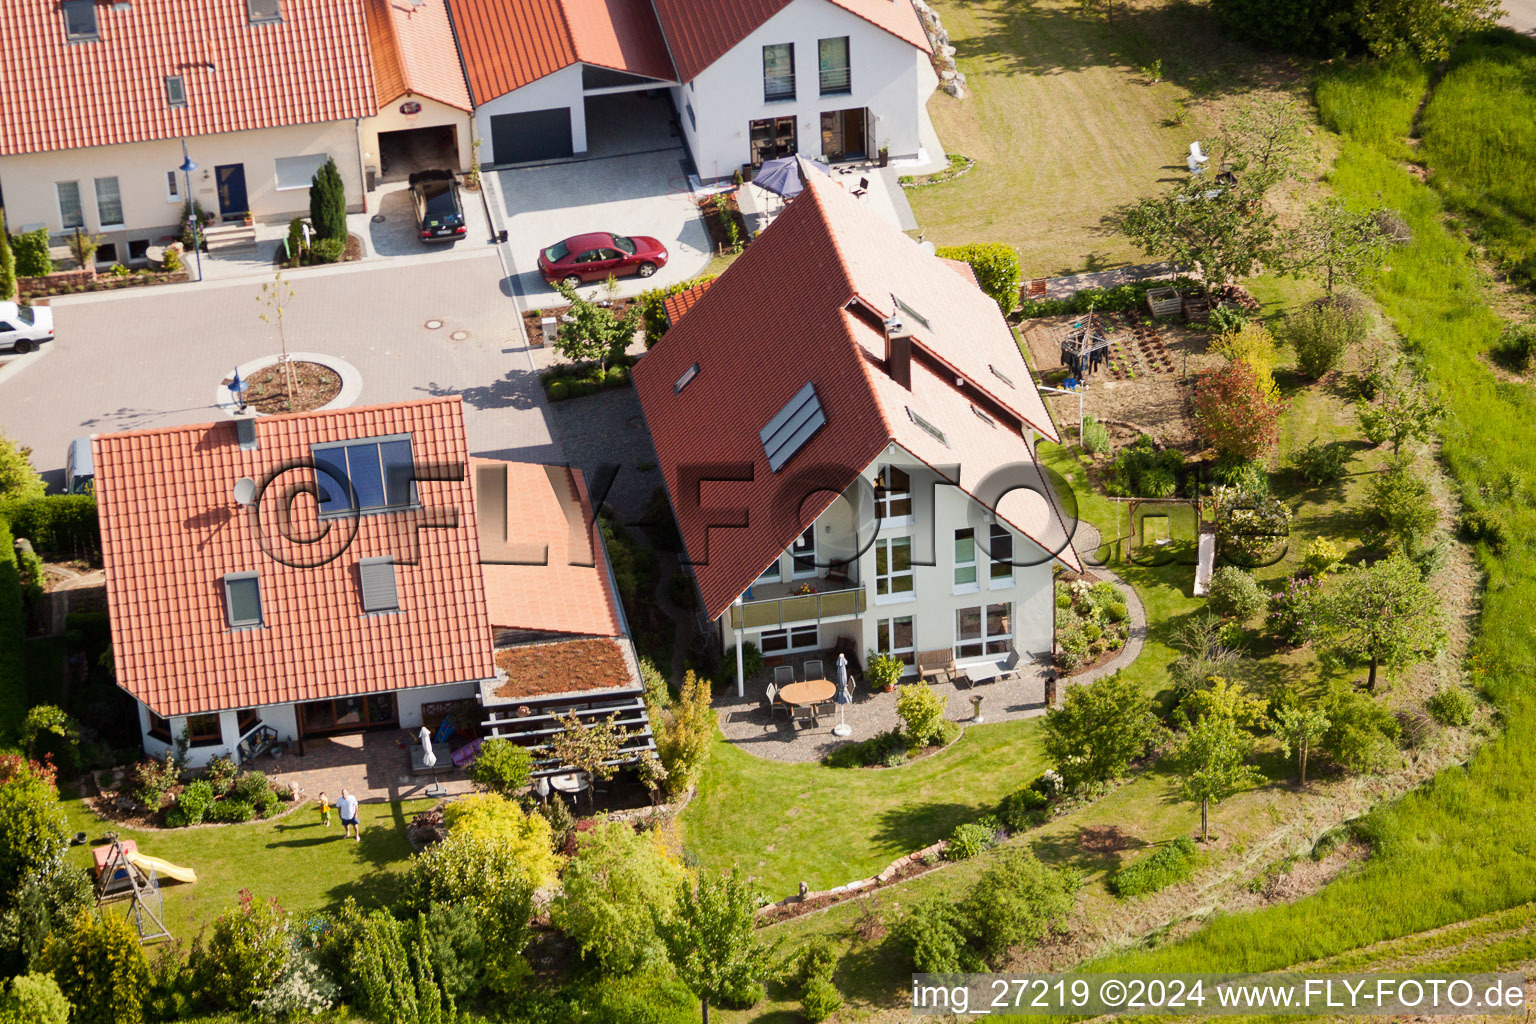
[[823, 727, 908, 768], [232, 769, 271, 804], [891, 896, 981, 973], [1103, 600, 1129, 622], [1080, 415, 1111, 455], [895, 681, 947, 746], [1301, 537, 1345, 577], [1210, 453, 1270, 495], [466, 738, 534, 798], [167, 779, 214, 827], [945, 822, 995, 861], [997, 785, 1049, 831], [308, 156, 348, 241], [1208, 304, 1250, 333], [190, 890, 291, 1011], [1365, 457, 1436, 553], [1322, 685, 1401, 774], [605, 366, 627, 386], [865, 651, 905, 691], [1290, 439, 1352, 485], [1042, 673, 1157, 791], [3, 972, 70, 1024], [1285, 294, 1371, 378], [12, 229, 52, 278], [552, 819, 688, 974], [547, 380, 569, 401], [0, 495, 99, 558], [1208, 566, 1266, 621], [1109, 837, 1199, 897], [1212, 322, 1280, 401], [1215, 487, 1292, 567], [655, 670, 716, 797], [1193, 359, 1283, 460], [801, 976, 844, 1022], [440, 794, 561, 889], [723, 641, 764, 680], [960, 849, 1081, 962], [934, 242, 1021, 315], [1425, 687, 1475, 727], [41, 909, 152, 1024], [310, 237, 346, 264], [207, 798, 255, 824], [204, 756, 237, 795], [407, 902, 485, 1004], [344, 909, 418, 1023], [796, 936, 838, 986], [1494, 322, 1536, 372], [1458, 501, 1508, 551], [250, 948, 338, 1020], [580, 971, 700, 1023]]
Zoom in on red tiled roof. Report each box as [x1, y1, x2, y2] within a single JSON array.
[[661, 280, 714, 328], [471, 460, 623, 637], [92, 398, 495, 719], [651, 0, 930, 82], [365, 0, 473, 111], [633, 170, 1077, 621], [447, 0, 674, 103], [0, 0, 377, 156]]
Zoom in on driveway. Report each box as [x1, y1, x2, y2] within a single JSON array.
[[486, 95, 713, 308], [367, 178, 495, 257], [0, 252, 560, 486]]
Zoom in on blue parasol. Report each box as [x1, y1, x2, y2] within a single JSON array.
[[754, 155, 831, 199], [833, 652, 852, 736]]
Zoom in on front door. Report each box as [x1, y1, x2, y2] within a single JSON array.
[[820, 109, 868, 162], [215, 163, 248, 219]]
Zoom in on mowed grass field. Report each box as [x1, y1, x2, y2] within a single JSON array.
[[909, 0, 1288, 276]]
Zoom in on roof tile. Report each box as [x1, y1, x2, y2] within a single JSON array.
[[365, 0, 472, 111]]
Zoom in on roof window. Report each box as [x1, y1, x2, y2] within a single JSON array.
[[675, 363, 699, 394], [223, 573, 263, 629], [891, 294, 931, 334], [971, 404, 995, 426], [358, 557, 400, 614], [248, 0, 282, 24], [164, 76, 187, 108], [312, 435, 417, 517], [906, 406, 949, 447], [760, 382, 826, 473], [62, 1, 99, 41], [989, 363, 1015, 388]]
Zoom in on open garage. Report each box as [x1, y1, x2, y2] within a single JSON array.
[[377, 122, 462, 182]]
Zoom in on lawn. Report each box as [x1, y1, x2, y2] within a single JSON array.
[[60, 793, 432, 942], [910, 0, 1289, 277]]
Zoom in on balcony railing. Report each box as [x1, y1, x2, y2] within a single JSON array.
[[764, 74, 796, 102], [819, 66, 851, 94], [729, 584, 866, 629]]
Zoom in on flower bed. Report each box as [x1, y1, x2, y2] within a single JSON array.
[[19, 267, 190, 300], [1054, 574, 1131, 673], [699, 190, 749, 253], [898, 152, 975, 188], [243, 360, 342, 414], [540, 352, 639, 400]]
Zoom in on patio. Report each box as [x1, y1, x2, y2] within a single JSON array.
[[257, 730, 479, 805]]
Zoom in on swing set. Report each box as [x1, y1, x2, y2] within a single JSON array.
[[93, 835, 172, 943]]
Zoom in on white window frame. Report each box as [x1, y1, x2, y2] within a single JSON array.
[[274, 153, 328, 192], [759, 622, 819, 655], [955, 601, 1013, 660], [874, 465, 912, 525], [94, 176, 124, 229], [790, 525, 818, 579], [988, 522, 1015, 587], [953, 528, 979, 593], [874, 536, 914, 603], [755, 555, 782, 583], [56, 181, 84, 230], [164, 75, 187, 108], [166, 171, 183, 203], [876, 615, 915, 667]]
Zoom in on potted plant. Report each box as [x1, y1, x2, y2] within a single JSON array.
[[878, 140, 891, 168], [866, 650, 905, 693], [241, 211, 253, 226]]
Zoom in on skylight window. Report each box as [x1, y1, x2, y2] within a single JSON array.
[[988, 364, 1015, 388], [891, 294, 931, 334], [62, 1, 99, 41], [971, 404, 995, 426], [675, 363, 699, 394], [906, 406, 949, 447], [312, 435, 416, 517], [164, 76, 187, 108], [223, 572, 263, 629], [760, 382, 827, 473], [248, 0, 283, 23], [358, 557, 400, 614]]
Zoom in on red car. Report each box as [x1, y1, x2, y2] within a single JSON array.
[[538, 232, 668, 288]]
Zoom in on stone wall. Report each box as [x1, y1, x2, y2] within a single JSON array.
[[912, 0, 967, 97]]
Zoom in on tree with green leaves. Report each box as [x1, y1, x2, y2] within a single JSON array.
[[1270, 692, 1330, 784], [1216, 95, 1315, 189], [0, 434, 45, 502], [1321, 683, 1401, 773], [1193, 358, 1284, 460], [0, 211, 15, 302], [551, 818, 689, 974], [935, 242, 1021, 315], [1286, 198, 1393, 295], [1303, 554, 1447, 692], [256, 270, 299, 404], [40, 910, 152, 1024], [465, 738, 533, 799], [1041, 672, 1157, 792], [553, 281, 639, 374], [655, 669, 716, 797], [1171, 699, 1263, 840], [1120, 176, 1280, 297], [550, 710, 632, 812], [654, 869, 779, 1024], [308, 157, 348, 241], [1357, 368, 1442, 454], [1356, 0, 1501, 61], [1365, 455, 1438, 554]]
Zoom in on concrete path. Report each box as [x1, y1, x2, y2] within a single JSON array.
[[1501, 0, 1536, 34]]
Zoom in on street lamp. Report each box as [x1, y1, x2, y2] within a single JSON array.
[[179, 140, 203, 283]]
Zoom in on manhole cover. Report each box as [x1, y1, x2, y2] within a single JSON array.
[[424, 319, 444, 330], [449, 330, 470, 341], [370, 214, 385, 224]]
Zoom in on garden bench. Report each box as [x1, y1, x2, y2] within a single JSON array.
[[916, 648, 956, 684]]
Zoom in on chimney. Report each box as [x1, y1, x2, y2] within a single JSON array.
[[232, 409, 258, 450], [884, 312, 912, 390]]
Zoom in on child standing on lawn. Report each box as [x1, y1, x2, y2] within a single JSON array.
[[317, 791, 331, 828]]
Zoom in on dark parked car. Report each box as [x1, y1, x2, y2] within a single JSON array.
[[408, 170, 466, 242], [538, 232, 669, 288]]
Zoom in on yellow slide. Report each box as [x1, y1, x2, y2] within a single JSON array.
[[124, 851, 197, 885]]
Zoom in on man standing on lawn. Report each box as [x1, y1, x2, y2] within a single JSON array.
[[336, 788, 361, 842]]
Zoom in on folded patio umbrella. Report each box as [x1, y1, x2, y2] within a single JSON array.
[[833, 653, 852, 737], [754, 155, 831, 199]]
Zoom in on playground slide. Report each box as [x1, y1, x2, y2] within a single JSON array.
[[125, 851, 197, 885], [1193, 529, 1216, 597]]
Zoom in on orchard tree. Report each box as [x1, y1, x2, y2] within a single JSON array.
[[1216, 95, 1315, 188], [1041, 673, 1157, 792], [550, 711, 632, 812], [1270, 692, 1330, 785], [1120, 176, 1280, 296], [1286, 198, 1393, 296], [655, 869, 779, 1024], [1193, 359, 1283, 460], [1303, 554, 1447, 692], [1171, 702, 1262, 840], [1357, 370, 1441, 454], [553, 282, 639, 374]]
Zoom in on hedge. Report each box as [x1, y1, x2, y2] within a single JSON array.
[[0, 516, 27, 741], [636, 275, 716, 348], [0, 495, 99, 559], [1017, 276, 1204, 320]]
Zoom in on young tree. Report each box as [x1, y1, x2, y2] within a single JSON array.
[[1120, 176, 1280, 297], [256, 270, 300, 404], [1171, 702, 1263, 840], [1270, 692, 1330, 784], [1303, 554, 1447, 692], [0, 434, 46, 502], [1216, 95, 1316, 189], [655, 669, 716, 797], [553, 282, 639, 374], [1193, 359, 1283, 460], [1321, 683, 1401, 774], [1365, 455, 1438, 554], [550, 711, 632, 812], [465, 738, 533, 799], [934, 242, 1022, 315], [1357, 370, 1441, 454], [1041, 673, 1157, 792], [655, 869, 779, 1024], [0, 211, 15, 302], [308, 157, 348, 241], [551, 818, 689, 974], [1286, 198, 1393, 296]]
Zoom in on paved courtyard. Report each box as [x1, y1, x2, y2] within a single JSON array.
[[0, 251, 559, 484]]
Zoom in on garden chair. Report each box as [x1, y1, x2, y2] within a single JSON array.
[[792, 702, 819, 727], [802, 659, 825, 682], [762, 683, 791, 721], [773, 665, 795, 687], [852, 177, 870, 198]]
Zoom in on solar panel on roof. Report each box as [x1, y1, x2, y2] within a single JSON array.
[[760, 382, 826, 473]]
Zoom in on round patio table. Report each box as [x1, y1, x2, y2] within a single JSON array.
[[548, 772, 588, 794], [777, 680, 836, 706]]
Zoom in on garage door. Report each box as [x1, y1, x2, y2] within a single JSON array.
[[489, 109, 573, 164]]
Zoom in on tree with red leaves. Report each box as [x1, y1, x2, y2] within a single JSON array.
[[1193, 359, 1283, 460]]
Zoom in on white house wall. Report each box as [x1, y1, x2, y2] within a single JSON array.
[[360, 94, 473, 175], [675, 0, 928, 181], [474, 65, 587, 164], [0, 119, 365, 251]]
